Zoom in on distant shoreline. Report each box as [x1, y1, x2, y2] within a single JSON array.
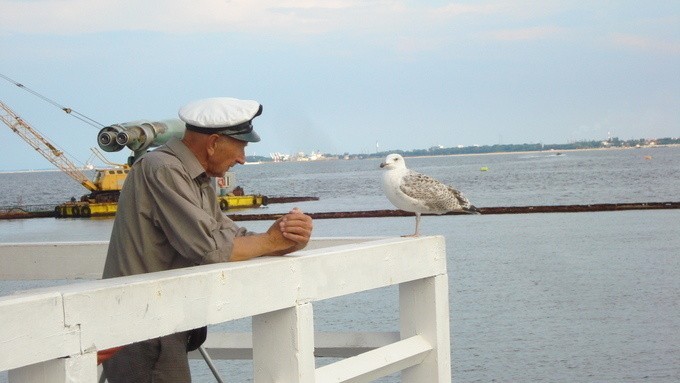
[[399, 144, 680, 160]]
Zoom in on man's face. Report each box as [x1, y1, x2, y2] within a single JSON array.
[[205, 135, 247, 177]]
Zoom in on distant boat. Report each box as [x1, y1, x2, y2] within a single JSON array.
[[480, 166, 489, 171]]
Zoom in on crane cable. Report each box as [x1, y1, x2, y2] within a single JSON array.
[[0, 72, 105, 129]]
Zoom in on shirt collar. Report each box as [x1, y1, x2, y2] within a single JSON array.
[[165, 138, 209, 181]]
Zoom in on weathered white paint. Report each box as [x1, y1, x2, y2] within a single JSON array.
[[0, 291, 80, 372], [253, 304, 316, 383], [0, 237, 450, 382], [8, 352, 97, 383], [400, 275, 452, 382]]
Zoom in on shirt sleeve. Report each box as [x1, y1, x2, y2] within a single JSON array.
[[141, 158, 246, 265]]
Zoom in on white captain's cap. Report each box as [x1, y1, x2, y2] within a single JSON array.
[[179, 97, 262, 142]]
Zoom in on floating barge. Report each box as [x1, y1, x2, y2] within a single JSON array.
[[53, 202, 118, 218], [53, 195, 268, 218]]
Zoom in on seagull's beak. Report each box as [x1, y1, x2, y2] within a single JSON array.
[[379, 162, 387, 168]]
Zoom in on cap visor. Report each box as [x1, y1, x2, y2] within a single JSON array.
[[230, 130, 261, 143]]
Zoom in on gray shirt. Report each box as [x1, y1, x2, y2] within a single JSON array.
[[103, 138, 248, 278]]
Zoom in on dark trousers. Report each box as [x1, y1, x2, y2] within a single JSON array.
[[102, 332, 191, 383]]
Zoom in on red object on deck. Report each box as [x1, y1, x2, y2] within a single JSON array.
[[97, 346, 124, 365]]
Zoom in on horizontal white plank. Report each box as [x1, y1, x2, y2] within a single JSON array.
[[188, 331, 401, 360], [295, 236, 447, 301], [314, 335, 432, 383], [62, 258, 299, 351], [0, 238, 383, 280]]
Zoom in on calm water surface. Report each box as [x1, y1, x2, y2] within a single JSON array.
[[1, 147, 678, 382]]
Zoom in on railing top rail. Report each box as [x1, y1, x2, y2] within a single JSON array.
[[0, 237, 388, 280]]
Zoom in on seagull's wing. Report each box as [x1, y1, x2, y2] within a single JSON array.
[[400, 171, 455, 212], [445, 185, 475, 211]]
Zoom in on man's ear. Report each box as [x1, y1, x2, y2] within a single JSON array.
[[206, 134, 220, 156]]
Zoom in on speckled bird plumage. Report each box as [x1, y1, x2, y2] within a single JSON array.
[[380, 153, 478, 236]]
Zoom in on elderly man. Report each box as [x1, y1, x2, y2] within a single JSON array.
[[102, 97, 313, 383]]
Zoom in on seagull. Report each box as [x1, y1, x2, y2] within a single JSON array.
[[380, 153, 479, 236]]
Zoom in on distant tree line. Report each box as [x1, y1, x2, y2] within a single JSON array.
[[247, 137, 680, 163]]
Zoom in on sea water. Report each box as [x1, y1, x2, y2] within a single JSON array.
[[0, 147, 679, 382]]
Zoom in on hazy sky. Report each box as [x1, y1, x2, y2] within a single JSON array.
[[1, 1, 678, 171]]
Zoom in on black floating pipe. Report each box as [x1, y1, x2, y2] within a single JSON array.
[[2, 201, 678, 220], [227, 202, 680, 222]]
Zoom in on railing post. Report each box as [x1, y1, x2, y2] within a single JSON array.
[[253, 302, 316, 383], [8, 352, 97, 383], [399, 275, 452, 383]]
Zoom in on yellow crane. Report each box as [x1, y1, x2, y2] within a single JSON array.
[[0, 100, 100, 190], [0, 100, 128, 217]]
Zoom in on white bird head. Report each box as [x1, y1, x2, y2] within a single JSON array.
[[379, 153, 407, 170]]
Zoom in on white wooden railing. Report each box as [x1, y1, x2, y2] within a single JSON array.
[[0, 237, 450, 382]]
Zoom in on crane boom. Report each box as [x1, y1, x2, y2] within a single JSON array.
[[0, 100, 99, 191]]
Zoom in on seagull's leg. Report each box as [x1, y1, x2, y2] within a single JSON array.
[[414, 213, 421, 236], [403, 213, 421, 237]]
